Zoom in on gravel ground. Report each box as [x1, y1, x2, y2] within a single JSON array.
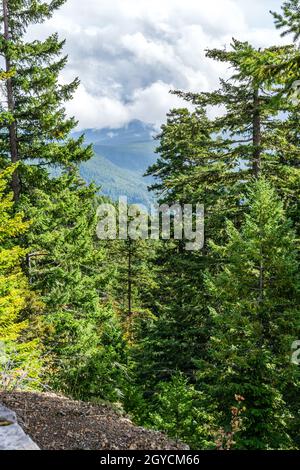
[[0, 391, 188, 450]]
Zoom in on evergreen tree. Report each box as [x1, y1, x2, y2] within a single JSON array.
[[0, 166, 42, 390], [201, 179, 300, 449], [20, 169, 128, 400], [174, 40, 300, 190], [0, 1, 129, 402], [0, 0, 92, 200], [136, 109, 218, 391], [272, 0, 300, 41], [132, 238, 208, 393], [149, 372, 215, 450], [110, 240, 157, 337], [138, 26, 300, 444], [104, 202, 158, 335], [141, 38, 300, 387]]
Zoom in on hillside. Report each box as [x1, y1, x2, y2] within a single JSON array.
[[0, 392, 188, 450], [79, 153, 154, 206], [74, 120, 158, 206]]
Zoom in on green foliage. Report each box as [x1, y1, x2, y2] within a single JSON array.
[[148, 373, 215, 449], [48, 307, 128, 403], [138, 29, 300, 447], [0, 0, 128, 402], [0, 167, 42, 390], [201, 179, 300, 449], [0, 0, 93, 191], [19, 169, 128, 401], [139, 109, 215, 389], [272, 0, 300, 41], [132, 241, 209, 391], [1, 0, 300, 453]]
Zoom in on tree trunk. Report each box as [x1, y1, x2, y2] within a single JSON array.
[[128, 239, 132, 317], [2, 0, 20, 200], [252, 87, 261, 178]]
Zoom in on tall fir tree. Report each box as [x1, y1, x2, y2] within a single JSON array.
[[0, 1, 129, 401], [20, 170, 128, 401], [140, 37, 300, 391], [200, 179, 300, 449], [0, 0, 92, 200], [174, 39, 300, 192], [272, 0, 300, 41], [140, 43, 300, 436], [139, 103, 245, 395], [0, 166, 42, 390]]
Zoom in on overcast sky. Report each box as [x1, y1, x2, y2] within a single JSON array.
[[30, 0, 288, 130]]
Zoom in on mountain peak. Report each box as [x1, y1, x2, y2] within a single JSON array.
[[73, 120, 157, 146], [76, 120, 157, 205]]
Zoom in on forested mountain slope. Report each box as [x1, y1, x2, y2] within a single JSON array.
[[74, 120, 157, 205]]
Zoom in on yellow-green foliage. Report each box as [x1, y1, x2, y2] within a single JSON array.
[[0, 167, 42, 390]]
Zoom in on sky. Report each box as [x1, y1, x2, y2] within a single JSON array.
[[29, 0, 288, 130]]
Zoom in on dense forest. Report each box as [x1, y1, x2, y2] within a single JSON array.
[[0, 0, 300, 451]]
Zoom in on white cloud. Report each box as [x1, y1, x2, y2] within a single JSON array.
[[67, 81, 188, 129], [66, 84, 130, 129], [128, 81, 190, 127], [28, 0, 285, 130]]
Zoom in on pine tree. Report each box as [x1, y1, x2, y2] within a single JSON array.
[[138, 109, 217, 386], [132, 239, 209, 394], [0, 1, 128, 401], [201, 179, 300, 449], [142, 41, 300, 391], [272, 0, 300, 41], [0, 166, 42, 390], [103, 199, 158, 335], [146, 105, 245, 239], [140, 30, 300, 439], [0, 0, 92, 200], [19, 169, 128, 400], [175, 39, 300, 187], [149, 372, 215, 449]]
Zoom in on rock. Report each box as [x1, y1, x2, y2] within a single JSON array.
[[0, 404, 39, 450]]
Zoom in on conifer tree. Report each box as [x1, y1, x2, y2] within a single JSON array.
[[0, 1, 127, 401], [272, 0, 300, 41], [132, 238, 209, 393], [142, 31, 300, 430], [106, 227, 158, 329], [0, 0, 92, 200], [20, 169, 128, 400], [139, 107, 232, 391], [141, 95, 258, 391], [177, 43, 300, 238], [174, 40, 300, 187], [201, 179, 300, 449], [149, 372, 215, 449], [0, 166, 42, 390]]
